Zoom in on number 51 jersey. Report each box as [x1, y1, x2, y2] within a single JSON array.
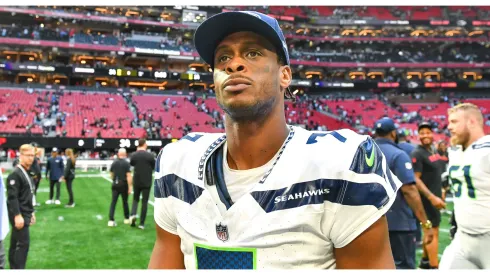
[[154, 126, 401, 269], [447, 135, 490, 235]]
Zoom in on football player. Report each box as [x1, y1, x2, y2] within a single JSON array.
[[440, 103, 490, 269], [148, 11, 402, 269]]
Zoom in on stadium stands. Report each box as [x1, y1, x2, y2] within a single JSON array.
[[58, 91, 135, 138], [1, 5, 490, 141], [0, 88, 43, 135]]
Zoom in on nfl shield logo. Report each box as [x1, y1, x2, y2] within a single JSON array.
[[216, 223, 229, 242]]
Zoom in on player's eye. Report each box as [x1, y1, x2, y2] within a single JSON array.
[[246, 51, 261, 58], [217, 55, 231, 63]]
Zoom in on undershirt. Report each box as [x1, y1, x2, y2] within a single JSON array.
[[222, 142, 278, 203]]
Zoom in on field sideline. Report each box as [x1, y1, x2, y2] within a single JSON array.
[[1, 170, 454, 269], [2, 171, 157, 269]]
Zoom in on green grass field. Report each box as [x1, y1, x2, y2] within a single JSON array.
[[1, 170, 454, 269], [2, 171, 157, 269]]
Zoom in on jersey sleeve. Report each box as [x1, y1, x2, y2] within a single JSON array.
[[393, 152, 416, 185], [410, 150, 423, 173], [329, 136, 401, 248], [153, 146, 178, 235]]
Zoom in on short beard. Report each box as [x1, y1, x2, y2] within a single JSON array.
[[452, 127, 471, 147], [219, 95, 277, 124]]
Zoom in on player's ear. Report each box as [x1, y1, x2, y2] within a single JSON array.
[[279, 65, 292, 91]]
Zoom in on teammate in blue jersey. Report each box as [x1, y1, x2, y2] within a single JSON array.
[[149, 11, 401, 269]]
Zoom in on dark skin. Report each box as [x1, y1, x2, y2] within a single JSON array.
[[213, 31, 291, 170], [414, 127, 444, 268], [414, 128, 446, 210], [149, 31, 395, 269], [377, 131, 434, 245]]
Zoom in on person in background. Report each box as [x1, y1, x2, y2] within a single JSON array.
[[437, 140, 450, 201], [411, 122, 447, 269], [6, 144, 36, 269], [0, 168, 9, 269], [396, 130, 421, 246], [29, 143, 42, 207], [13, 143, 42, 206], [374, 118, 434, 269], [129, 139, 155, 230], [45, 148, 64, 205], [108, 148, 132, 227], [63, 149, 76, 208], [397, 130, 416, 157]]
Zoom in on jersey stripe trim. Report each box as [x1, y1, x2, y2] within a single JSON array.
[[154, 174, 204, 204], [250, 178, 389, 213], [472, 142, 490, 150]]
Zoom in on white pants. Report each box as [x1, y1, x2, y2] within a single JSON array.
[[440, 230, 490, 269]]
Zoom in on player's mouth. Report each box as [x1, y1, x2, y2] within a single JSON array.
[[223, 78, 252, 92]]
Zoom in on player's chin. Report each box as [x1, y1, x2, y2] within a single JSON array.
[[222, 95, 257, 108], [450, 135, 461, 145]]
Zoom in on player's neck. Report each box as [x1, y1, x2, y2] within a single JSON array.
[[224, 110, 289, 170], [464, 130, 485, 150]]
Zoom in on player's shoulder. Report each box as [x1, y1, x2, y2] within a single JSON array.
[[160, 132, 225, 156], [295, 127, 369, 149], [293, 127, 375, 168], [157, 132, 225, 174], [471, 135, 490, 150]]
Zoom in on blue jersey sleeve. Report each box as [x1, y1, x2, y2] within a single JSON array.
[[393, 152, 415, 185]]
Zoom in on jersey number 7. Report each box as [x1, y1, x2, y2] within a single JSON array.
[[448, 165, 476, 199]]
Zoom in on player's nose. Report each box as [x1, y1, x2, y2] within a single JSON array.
[[225, 58, 246, 74]]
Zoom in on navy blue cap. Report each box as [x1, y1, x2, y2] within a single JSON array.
[[193, 11, 290, 68], [375, 117, 397, 132]]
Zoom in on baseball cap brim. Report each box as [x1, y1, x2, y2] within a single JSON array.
[[194, 11, 289, 68]]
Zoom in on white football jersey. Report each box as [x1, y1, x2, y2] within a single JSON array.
[[447, 135, 490, 235], [154, 126, 401, 269]]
